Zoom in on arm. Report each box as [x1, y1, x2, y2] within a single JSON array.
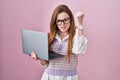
[[72, 11, 88, 54]]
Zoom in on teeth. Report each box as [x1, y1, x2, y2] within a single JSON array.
[[61, 27, 66, 29], [61, 27, 66, 28]]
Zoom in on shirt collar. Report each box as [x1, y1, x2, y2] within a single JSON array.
[[55, 32, 69, 42]]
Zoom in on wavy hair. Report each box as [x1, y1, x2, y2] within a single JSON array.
[[48, 4, 75, 62]]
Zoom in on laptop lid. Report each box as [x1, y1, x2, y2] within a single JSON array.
[[21, 30, 49, 60]]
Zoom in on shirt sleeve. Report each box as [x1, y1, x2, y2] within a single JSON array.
[[72, 34, 88, 54]]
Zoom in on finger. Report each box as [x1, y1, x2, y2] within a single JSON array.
[[75, 11, 84, 18], [31, 56, 36, 60], [41, 61, 47, 66], [31, 54, 37, 59]]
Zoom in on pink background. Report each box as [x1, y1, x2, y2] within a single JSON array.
[[0, 0, 120, 80]]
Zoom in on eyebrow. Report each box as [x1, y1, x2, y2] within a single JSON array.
[[57, 17, 70, 20]]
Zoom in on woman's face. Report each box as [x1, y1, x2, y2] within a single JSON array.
[[56, 12, 70, 33]]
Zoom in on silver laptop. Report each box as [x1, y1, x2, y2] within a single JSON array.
[[21, 30, 64, 60]]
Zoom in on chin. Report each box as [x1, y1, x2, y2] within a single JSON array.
[[60, 29, 68, 33]]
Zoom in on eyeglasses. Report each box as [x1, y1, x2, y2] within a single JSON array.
[[56, 18, 70, 25]]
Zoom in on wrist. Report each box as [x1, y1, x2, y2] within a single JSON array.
[[75, 28, 84, 36], [76, 25, 84, 30]]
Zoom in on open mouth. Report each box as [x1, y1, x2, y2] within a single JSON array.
[[60, 26, 66, 30]]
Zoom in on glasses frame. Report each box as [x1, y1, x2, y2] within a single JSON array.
[[56, 18, 70, 25]]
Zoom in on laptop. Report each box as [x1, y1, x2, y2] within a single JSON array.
[[21, 30, 65, 60]]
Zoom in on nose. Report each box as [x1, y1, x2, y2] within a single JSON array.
[[61, 21, 65, 26]]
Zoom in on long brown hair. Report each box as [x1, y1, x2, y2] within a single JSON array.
[[48, 4, 75, 62]]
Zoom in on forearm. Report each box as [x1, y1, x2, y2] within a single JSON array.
[[72, 25, 88, 54]]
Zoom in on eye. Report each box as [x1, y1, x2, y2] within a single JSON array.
[[64, 18, 70, 23], [64, 18, 68, 21], [57, 20, 61, 23]]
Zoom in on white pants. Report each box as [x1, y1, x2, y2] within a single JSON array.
[[41, 72, 78, 80]]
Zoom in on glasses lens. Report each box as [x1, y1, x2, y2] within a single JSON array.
[[64, 18, 70, 24], [57, 20, 61, 25], [56, 18, 70, 25]]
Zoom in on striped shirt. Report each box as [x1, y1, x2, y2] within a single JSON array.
[[45, 32, 88, 76]]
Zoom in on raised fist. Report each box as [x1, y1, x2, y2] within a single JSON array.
[[75, 11, 85, 27]]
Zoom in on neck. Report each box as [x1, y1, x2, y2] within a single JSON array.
[[58, 31, 68, 40]]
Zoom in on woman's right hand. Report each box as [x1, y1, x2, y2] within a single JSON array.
[[30, 51, 48, 66], [31, 51, 37, 60]]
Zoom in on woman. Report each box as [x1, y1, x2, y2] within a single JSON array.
[[31, 4, 88, 80]]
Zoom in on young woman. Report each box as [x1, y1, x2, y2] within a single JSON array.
[[31, 4, 88, 80]]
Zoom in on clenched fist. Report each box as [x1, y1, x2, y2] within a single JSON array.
[[75, 11, 85, 27]]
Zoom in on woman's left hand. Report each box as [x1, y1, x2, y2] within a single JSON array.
[[75, 11, 84, 26]]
